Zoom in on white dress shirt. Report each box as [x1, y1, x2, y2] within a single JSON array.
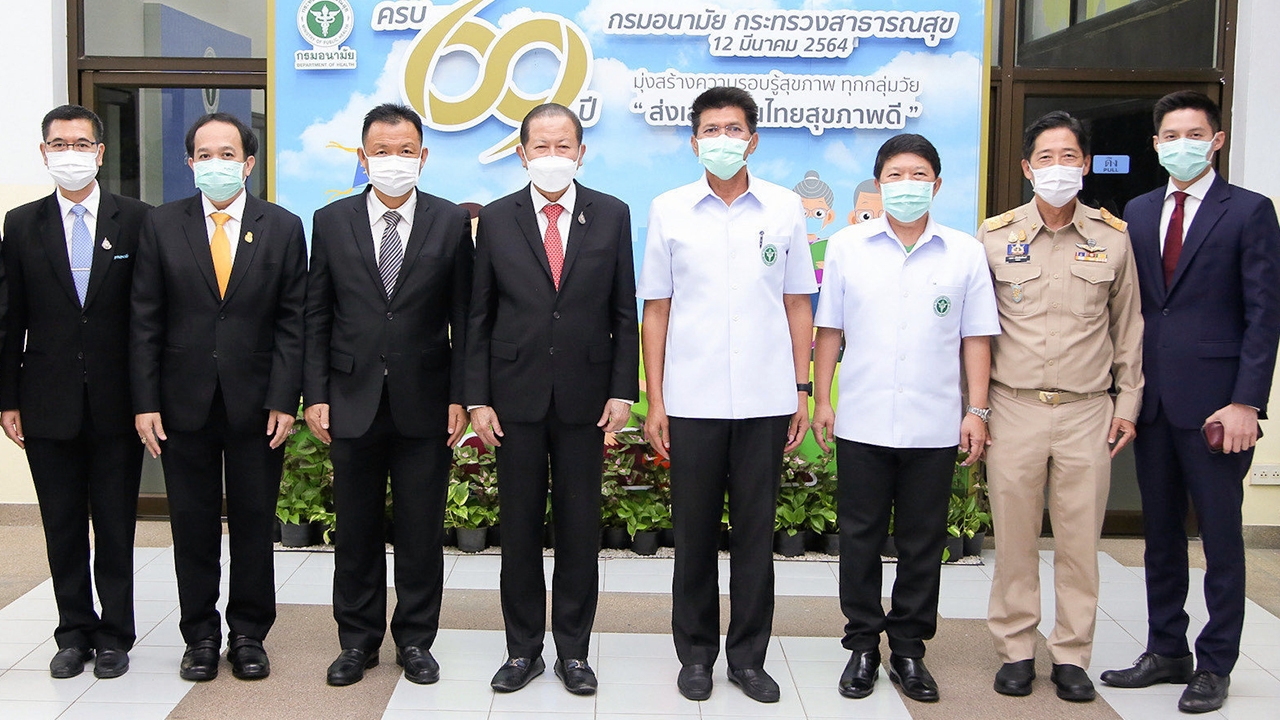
[[1159, 168, 1216, 252], [56, 182, 101, 253], [814, 216, 1001, 448], [637, 171, 818, 419], [529, 182, 576, 251], [201, 190, 247, 261], [367, 190, 416, 257]]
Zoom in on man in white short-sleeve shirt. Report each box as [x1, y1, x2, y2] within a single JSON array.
[[637, 86, 816, 705], [812, 133, 1000, 705]]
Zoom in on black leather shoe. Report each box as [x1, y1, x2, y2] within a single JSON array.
[[93, 648, 130, 679], [228, 635, 270, 680], [1100, 651, 1193, 688], [554, 658, 598, 695], [838, 649, 880, 699], [1178, 670, 1229, 713], [49, 647, 93, 679], [888, 655, 939, 703], [994, 659, 1035, 696], [1050, 663, 1096, 702], [727, 667, 780, 703], [490, 656, 545, 692], [326, 648, 379, 686], [396, 646, 439, 685], [179, 638, 221, 681], [677, 664, 713, 701]]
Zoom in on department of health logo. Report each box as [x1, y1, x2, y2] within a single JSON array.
[[762, 244, 778, 266], [933, 295, 951, 317], [296, 0, 357, 70]]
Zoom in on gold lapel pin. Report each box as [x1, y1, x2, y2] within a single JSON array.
[[101, 239, 112, 250], [577, 212, 585, 225], [245, 232, 254, 244]]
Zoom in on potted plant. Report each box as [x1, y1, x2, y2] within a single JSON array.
[[616, 488, 670, 556], [807, 454, 839, 555], [448, 436, 498, 552], [950, 453, 992, 557], [278, 407, 334, 547], [774, 483, 810, 557], [881, 507, 897, 558]]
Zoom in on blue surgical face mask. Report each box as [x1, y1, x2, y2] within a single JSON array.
[[1157, 137, 1214, 183], [193, 158, 247, 203], [697, 135, 749, 181], [879, 180, 935, 223]]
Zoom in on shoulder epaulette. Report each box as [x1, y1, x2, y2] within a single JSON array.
[[1099, 207, 1127, 233], [983, 210, 1017, 233]]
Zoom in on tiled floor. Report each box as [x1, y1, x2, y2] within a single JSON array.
[[1, 543, 1278, 719]]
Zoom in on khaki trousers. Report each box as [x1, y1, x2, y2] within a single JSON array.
[[986, 386, 1112, 668]]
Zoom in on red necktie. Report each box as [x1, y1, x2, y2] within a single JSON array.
[[543, 203, 564, 290], [1163, 191, 1188, 287]]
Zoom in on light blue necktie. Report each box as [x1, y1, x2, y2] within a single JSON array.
[[70, 204, 92, 306]]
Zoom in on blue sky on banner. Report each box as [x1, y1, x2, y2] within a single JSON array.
[[273, 0, 986, 251]]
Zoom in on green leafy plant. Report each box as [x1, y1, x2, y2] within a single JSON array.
[[615, 488, 671, 537], [447, 437, 498, 530], [279, 406, 335, 541], [774, 483, 811, 537]]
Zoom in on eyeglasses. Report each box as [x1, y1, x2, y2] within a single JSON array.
[[46, 140, 99, 152], [697, 125, 749, 139]]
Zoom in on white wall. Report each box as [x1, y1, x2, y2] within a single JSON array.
[[1230, 0, 1280, 526], [0, 0, 65, 504]]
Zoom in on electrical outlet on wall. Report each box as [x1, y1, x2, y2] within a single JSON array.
[[1251, 465, 1280, 485]]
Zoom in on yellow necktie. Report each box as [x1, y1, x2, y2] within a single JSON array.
[[210, 212, 232, 298]]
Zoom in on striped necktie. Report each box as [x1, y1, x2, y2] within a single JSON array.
[[379, 210, 404, 298]]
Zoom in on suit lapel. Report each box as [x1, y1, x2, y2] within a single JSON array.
[[36, 194, 79, 306], [1169, 176, 1229, 294], [83, 192, 119, 309], [349, 190, 385, 298], [391, 191, 434, 301], [515, 188, 555, 286], [1132, 190, 1167, 303], [181, 195, 221, 300], [221, 194, 264, 305], [558, 185, 593, 288]]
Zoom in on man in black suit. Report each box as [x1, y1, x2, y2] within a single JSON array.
[[304, 103, 473, 687], [1, 105, 147, 680], [1101, 91, 1280, 714], [466, 103, 638, 695], [131, 112, 306, 682]]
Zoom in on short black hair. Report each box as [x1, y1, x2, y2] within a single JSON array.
[[42, 104, 104, 144], [184, 112, 258, 158], [690, 86, 758, 136], [520, 103, 583, 145], [1154, 90, 1222, 134], [362, 103, 424, 144], [874, 134, 941, 179], [1022, 110, 1090, 160]]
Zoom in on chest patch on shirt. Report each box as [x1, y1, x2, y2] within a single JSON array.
[[1005, 229, 1029, 263], [761, 243, 778, 266], [934, 295, 952, 317]]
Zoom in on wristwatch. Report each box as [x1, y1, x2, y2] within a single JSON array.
[[967, 405, 991, 423], [797, 382, 813, 394]]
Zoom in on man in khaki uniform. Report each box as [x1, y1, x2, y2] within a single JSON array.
[[978, 111, 1143, 703]]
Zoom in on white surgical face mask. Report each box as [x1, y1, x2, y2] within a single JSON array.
[[46, 150, 100, 192], [526, 154, 580, 194], [1031, 164, 1084, 208], [365, 155, 422, 198]]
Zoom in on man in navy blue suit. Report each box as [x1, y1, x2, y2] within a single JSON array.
[[1100, 91, 1280, 714]]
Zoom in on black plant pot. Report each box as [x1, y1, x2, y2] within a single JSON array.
[[881, 536, 898, 558], [718, 529, 732, 551], [280, 521, 317, 548], [456, 527, 488, 553], [631, 531, 659, 556], [657, 528, 675, 548], [385, 520, 396, 546], [822, 533, 840, 556], [602, 526, 630, 550], [943, 536, 965, 563], [272, 520, 283, 544], [543, 524, 555, 549], [963, 531, 986, 556], [774, 530, 806, 557], [488, 524, 501, 548], [443, 526, 457, 548]]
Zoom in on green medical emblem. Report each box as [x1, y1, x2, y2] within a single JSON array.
[[307, 2, 344, 39], [933, 295, 951, 317], [761, 243, 778, 266]]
